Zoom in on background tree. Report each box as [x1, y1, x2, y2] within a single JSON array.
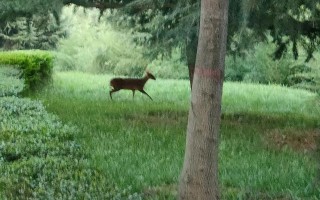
[[1, 1, 319, 64], [0, 14, 64, 50], [103, 0, 320, 85], [0, 0, 65, 50], [179, 0, 229, 199]]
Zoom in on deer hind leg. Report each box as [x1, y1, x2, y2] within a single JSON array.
[[139, 89, 153, 101], [109, 88, 120, 100]]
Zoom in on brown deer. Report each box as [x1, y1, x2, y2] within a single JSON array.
[[109, 71, 156, 100]]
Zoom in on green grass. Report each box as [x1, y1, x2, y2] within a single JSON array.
[[33, 71, 320, 199]]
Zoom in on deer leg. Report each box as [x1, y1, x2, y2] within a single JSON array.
[[139, 89, 153, 101], [132, 90, 135, 99], [109, 88, 120, 100]]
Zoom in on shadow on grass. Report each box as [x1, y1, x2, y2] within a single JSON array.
[[222, 112, 320, 129]]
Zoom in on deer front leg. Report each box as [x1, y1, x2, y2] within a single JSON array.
[[139, 89, 153, 101]]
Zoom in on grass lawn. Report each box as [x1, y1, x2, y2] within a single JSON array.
[[33, 71, 320, 199]]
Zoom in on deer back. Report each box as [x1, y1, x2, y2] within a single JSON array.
[[110, 78, 147, 90]]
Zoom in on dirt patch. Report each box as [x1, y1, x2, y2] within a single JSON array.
[[265, 128, 320, 152]]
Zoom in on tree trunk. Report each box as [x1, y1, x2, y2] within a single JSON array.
[[314, 135, 320, 188], [186, 29, 198, 89], [179, 0, 229, 199]]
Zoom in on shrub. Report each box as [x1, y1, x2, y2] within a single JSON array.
[[114, 63, 146, 77], [148, 48, 188, 80], [224, 56, 250, 81], [0, 66, 24, 97], [229, 43, 294, 84], [55, 6, 148, 76], [0, 96, 142, 199], [225, 43, 314, 85], [225, 43, 320, 94], [0, 50, 53, 92], [288, 67, 320, 95], [55, 6, 189, 78], [52, 52, 76, 71], [94, 48, 148, 76], [0, 68, 142, 199]]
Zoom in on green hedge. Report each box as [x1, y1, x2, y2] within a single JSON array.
[[0, 50, 53, 92], [0, 97, 113, 199], [0, 64, 141, 199], [0, 66, 24, 97]]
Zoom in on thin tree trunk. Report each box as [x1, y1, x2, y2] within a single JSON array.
[[314, 135, 320, 188], [186, 30, 198, 89], [179, 0, 229, 199]]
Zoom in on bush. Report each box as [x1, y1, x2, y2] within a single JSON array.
[[288, 67, 320, 95], [225, 43, 320, 94], [0, 96, 143, 199], [0, 69, 142, 199], [0, 66, 24, 97], [94, 47, 148, 77], [52, 52, 76, 71], [226, 43, 294, 84], [148, 48, 188, 79], [55, 6, 148, 76], [0, 50, 53, 92], [224, 56, 250, 81], [54, 6, 189, 78]]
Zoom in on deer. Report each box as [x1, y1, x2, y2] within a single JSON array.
[[109, 71, 156, 100]]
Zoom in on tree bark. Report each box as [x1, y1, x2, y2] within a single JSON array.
[[179, 0, 229, 199]]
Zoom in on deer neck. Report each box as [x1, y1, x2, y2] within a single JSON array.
[[142, 76, 149, 84]]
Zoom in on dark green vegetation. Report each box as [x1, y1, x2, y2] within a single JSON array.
[[0, 66, 24, 97], [1, 0, 320, 199], [27, 72, 319, 199], [0, 97, 111, 199], [225, 44, 320, 95], [53, 7, 320, 95], [1, 0, 320, 62], [0, 51, 53, 92], [0, 68, 141, 199]]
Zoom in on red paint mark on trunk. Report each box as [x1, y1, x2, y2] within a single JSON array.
[[194, 67, 222, 81]]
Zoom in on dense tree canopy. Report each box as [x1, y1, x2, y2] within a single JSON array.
[[0, 0, 319, 61]]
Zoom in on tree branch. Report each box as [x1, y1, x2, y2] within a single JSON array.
[[63, 0, 125, 9]]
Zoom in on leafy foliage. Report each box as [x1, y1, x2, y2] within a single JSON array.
[[106, 1, 199, 58], [0, 97, 141, 199], [148, 47, 188, 79], [289, 66, 320, 95], [0, 66, 24, 97], [54, 7, 191, 78], [225, 42, 320, 94], [0, 0, 65, 50], [0, 50, 53, 92], [0, 15, 64, 50], [54, 6, 148, 76], [1, 0, 320, 61], [244, 0, 320, 61], [103, 0, 320, 62], [0, 63, 142, 199], [226, 43, 294, 84]]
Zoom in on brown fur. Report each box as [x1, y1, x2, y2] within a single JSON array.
[[109, 72, 156, 100]]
